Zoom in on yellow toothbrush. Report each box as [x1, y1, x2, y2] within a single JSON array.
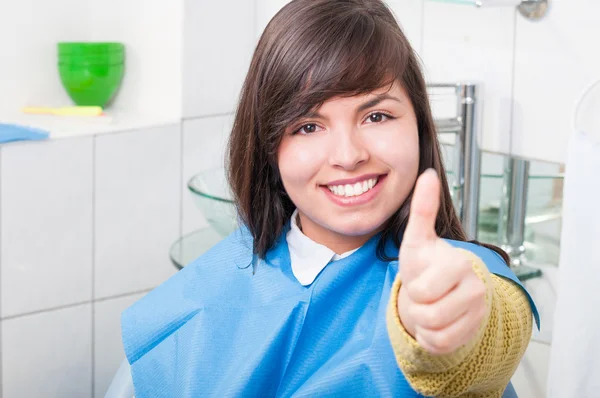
[[22, 106, 104, 116]]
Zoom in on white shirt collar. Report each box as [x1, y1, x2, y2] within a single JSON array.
[[286, 209, 359, 286]]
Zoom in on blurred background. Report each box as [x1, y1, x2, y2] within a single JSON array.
[[0, 0, 596, 397]]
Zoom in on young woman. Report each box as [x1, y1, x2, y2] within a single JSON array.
[[121, 0, 538, 396]]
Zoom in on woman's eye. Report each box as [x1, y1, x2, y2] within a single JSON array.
[[295, 123, 320, 135], [366, 112, 392, 124]]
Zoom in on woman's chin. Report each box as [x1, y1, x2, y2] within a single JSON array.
[[327, 220, 385, 239]]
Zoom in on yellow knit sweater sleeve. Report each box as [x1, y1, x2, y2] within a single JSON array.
[[386, 249, 533, 398]]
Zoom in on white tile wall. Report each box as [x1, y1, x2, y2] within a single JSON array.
[[87, 0, 184, 119], [512, 0, 600, 163], [421, 2, 516, 154], [94, 125, 181, 299], [94, 293, 146, 397], [513, 341, 551, 398], [0, 0, 90, 113], [387, 0, 425, 55], [255, 0, 291, 38], [1, 304, 92, 398], [526, 265, 558, 344], [182, 115, 233, 235], [0, 138, 93, 318], [511, 264, 558, 398], [182, 0, 256, 118]]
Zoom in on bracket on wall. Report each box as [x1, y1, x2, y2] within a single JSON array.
[[431, 0, 550, 21], [516, 0, 549, 21]]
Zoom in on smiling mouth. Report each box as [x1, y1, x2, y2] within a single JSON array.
[[325, 176, 381, 198]]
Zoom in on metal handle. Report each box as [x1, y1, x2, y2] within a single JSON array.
[[501, 157, 530, 266], [430, 83, 482, 239], [517, 0, 549, 20], [429, 0, 550, 20]]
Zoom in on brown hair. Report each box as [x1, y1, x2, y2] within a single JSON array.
[[227, 0, 509, 264]]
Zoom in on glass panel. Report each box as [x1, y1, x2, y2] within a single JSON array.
[[444, 145, 564, 268]]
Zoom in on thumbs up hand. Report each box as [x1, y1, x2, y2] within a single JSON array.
[[397, 169, 488, 355]]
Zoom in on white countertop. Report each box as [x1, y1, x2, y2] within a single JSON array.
[[0, 110, 180, 140]]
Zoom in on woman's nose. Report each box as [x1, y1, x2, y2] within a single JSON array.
[[328, 130, 369, 171]]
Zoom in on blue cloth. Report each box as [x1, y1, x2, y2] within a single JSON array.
[[0, 123, 49, 143], [122, 226, 538, 397]]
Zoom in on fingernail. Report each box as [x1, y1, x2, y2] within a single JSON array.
[[424, 168, 438, 177]]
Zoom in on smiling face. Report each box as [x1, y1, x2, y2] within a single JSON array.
[[277, 82, 420, 253]]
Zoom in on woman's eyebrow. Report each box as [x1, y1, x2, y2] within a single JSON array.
[[302, 110, 325, 121], [298, 94, 402, 121], [357, 94, 402, 113]]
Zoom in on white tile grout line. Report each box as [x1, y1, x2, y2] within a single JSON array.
[[179, 122, 184, 246], [91, 137, 96, 398], [181, 112, 233, 122], [0, 289, 153, 322], [509, 8, 518, 156], [419, 0, 425, 57], [0, 145, 4, 398], [93, 289, 154, 304]]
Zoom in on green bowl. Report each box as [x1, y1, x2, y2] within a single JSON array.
[[59, 52, 125, 65], [58, 63, 124, 108], [58, 42, 124, 55]]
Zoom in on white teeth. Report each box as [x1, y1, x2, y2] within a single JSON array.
[[327, 177, 379, 198], [345, 184, 354, 197]]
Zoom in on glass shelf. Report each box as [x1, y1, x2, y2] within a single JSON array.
[[187, 169, 237, 237], [175, 154, 564, 275], [169, 226, 224, 270]]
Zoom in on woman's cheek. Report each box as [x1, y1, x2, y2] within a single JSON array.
[[278, 136, 326, 184], [294, 142, 323, 165], [368, 127, 419, 165]]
